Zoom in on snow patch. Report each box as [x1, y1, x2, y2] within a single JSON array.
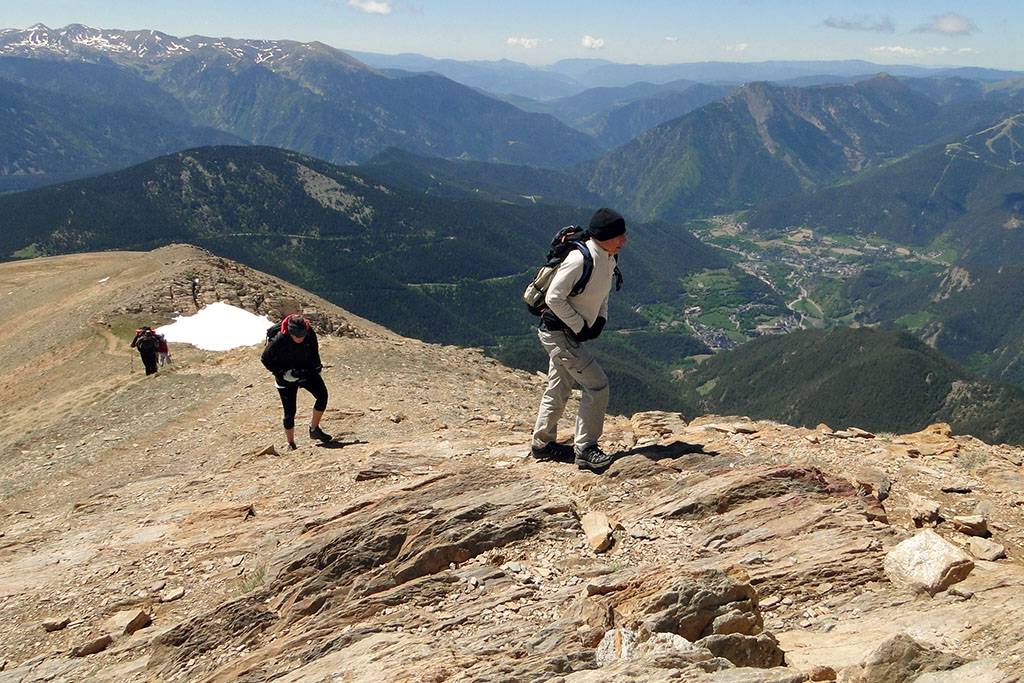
[[157, 302, 271, 352]]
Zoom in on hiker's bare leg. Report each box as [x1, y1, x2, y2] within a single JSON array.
[[311, 409, 324, 430]]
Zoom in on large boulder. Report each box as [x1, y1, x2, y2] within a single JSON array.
[[883, 530, 974, 596]]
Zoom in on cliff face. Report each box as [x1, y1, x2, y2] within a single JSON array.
[[2, 247, 1024, 682]]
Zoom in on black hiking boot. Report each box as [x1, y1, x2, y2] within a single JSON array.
[[287, 441, 298, 451], [530, 441, 574, 463], [309, 426, 332, 443], [574, 444, 613, 472]]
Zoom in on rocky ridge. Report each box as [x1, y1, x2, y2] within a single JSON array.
[[1, 246, 1024, 682]]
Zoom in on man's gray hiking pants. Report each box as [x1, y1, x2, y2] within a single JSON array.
[[532, 329, 609, 452]]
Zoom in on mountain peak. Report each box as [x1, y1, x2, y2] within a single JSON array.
[[2, 247, 1023, 680]]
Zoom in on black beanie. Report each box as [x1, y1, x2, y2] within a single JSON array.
[[588, 208, 626, 241], [286, 315, 308, 338]]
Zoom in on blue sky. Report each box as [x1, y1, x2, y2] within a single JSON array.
[[3, 1, 1020, 69]]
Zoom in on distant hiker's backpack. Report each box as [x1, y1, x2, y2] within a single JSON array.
[[523, 225, 621, 316], [134, 327, 159, 352]]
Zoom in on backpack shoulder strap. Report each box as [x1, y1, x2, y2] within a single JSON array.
[[569, 241, 594, 297]]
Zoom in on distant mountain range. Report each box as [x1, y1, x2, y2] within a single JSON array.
[[579, 74, 1024, 222], [525, 81, 736, 149], [0, 57, 247, 193], [0, 24, 602, 191], [348, 50, 1023, 99], [5, 24, 1023, 197]]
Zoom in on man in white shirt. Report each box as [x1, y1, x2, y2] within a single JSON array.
[[531, 208, 627, 472]]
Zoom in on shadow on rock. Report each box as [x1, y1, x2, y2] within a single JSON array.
[[621, 441, 714, 461], [315, 439, 367, 449]]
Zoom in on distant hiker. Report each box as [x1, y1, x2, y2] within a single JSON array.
[[261, 314, 332, 450], [131, 326, 161, 376], [531, 207, 627, 473], [156, 333, 172, 366]]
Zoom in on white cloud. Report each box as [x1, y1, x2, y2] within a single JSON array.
[[348, 0, 393, 15], [725, 43, 749, 53], [507, 37, 539, 49], [665, 36, 678, 42], [823, 16, 894, 33], [871, 45, 921, 57], [871, 45, 980, 58], [582, 35, 605, 50], [914, 12, 978, 35]]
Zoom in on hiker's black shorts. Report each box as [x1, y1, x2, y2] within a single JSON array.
[[276, 373, 329, 429]]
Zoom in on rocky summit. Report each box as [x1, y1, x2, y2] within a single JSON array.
[[2, 246, 1024, 682]]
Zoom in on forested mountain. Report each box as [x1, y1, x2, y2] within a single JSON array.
[[676, 327, 1024, 445], [0, 58, 245, 192], [0, 25, 602, 192], [356, 148, 606, 206], [748, 114, 1024, 260], [0, 145, 740, 414], [578, 74, 1024, 222], [537, 81, 735, 149]]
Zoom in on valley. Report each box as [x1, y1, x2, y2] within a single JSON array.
[[676, 216, 949, 351]]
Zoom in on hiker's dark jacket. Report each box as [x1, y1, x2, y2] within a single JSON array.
[[131, 330, 159, 355], [261, 330, 323, 383]]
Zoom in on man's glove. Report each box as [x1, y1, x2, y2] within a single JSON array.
[[282, 369, 301, 382], [576, 317, 606, 342]]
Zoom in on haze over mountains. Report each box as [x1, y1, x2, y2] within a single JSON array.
[[4, 23, 1024, 440]]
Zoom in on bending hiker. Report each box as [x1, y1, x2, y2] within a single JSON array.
[[261, 314, 332, 451], [131, 327, 160, 376], [156, 333, 172, 366], [531, 208, 627, 472]]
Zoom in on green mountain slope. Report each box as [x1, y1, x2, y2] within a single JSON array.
[[748, 114, 1024, 260], [0, 58, 246, 192], [580, 75, 944, 221], [150, 47, 604, 168], [0, 145, 752, 414], [580, 74, 1024, 223], [745, 114, 1024, 384], [677, 327, 1024, 445], [357, 148, 606, 206], [581, 83, 736, 148]]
